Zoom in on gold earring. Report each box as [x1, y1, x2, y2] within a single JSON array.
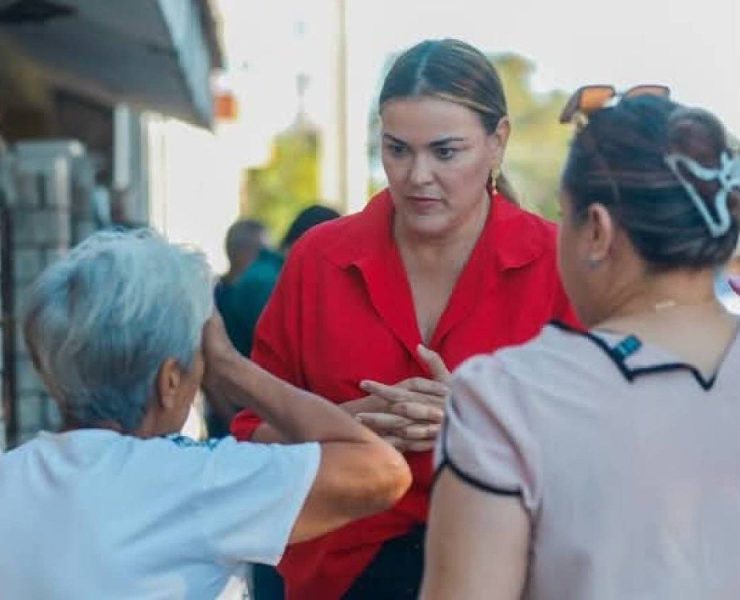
[[490, 167, 500, 194]]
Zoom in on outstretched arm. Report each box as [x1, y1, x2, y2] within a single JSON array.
[[203, 314, 412, 543]]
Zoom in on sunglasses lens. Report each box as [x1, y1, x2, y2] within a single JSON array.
[[560, 84, 670, 126], [625, 85, 670, 98], [579, 87, 616, 113], [559, 86, 615, 123]]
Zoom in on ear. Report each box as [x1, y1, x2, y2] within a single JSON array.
[[584, 203, 615, 262], [487, 116, 511, 163], [155, 358, 183, 411]]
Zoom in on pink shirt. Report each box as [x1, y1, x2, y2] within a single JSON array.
[[440, 321, 740, 599]]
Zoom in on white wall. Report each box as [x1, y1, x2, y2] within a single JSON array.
[[145, 115, 242, 274]]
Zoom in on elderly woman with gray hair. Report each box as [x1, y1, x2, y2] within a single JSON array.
[[0, 230, 411, 599]]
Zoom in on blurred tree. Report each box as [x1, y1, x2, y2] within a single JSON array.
[[367, 52, 571, 220], [495, 53, 570, 219], [245, 115, 321, 242]]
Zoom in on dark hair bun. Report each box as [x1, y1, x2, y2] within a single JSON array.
[[562, 95, 739, 270]]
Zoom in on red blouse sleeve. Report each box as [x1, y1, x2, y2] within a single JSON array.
[[230, 241, 308, 441]]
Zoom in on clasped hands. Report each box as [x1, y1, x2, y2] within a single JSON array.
[[346, 345, 451, 453]]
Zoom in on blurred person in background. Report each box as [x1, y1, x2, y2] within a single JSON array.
[[217, 219, 283, 357], [207, 219, 283, 437], [280, 204, 341, 255], [0, 229, 411, 599], [422, 94, 740, 599], [230, 39, 576, 599]]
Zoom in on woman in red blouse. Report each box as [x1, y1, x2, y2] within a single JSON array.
[[232, 39, 576, 599]]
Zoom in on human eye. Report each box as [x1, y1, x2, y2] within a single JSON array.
[[384, 142, 408, 157], [434, 146, 458, 160]]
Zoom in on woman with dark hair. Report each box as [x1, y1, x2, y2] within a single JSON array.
[[280, 204, 341, 254], [422, 93, 740, 599], [231, 39, 576, 599]]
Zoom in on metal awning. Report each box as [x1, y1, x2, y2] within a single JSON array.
[[0, 0, 223, 127]]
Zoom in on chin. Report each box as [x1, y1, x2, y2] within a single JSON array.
[[398, 211, 454, 238]]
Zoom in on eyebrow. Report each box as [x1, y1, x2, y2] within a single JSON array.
[[429, 137, 466, 147], [382, 134, 467, 147]]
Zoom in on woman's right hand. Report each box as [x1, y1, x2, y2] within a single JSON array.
[[356, 377, 447, 452], [346, 345, 451, 452]]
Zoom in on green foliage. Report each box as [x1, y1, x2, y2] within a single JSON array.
[[245, 123, 321, 242], [493, 54, 571, 220]]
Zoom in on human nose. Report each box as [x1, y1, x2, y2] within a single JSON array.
[[408, 154, 434, 187]]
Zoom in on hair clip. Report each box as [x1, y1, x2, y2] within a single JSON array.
[[664, 151, 740, 238]]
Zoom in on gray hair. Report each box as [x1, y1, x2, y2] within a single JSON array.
[[23, 229, 214, 432]]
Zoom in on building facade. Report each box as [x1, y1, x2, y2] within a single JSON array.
[[0, 0, 223, 448]]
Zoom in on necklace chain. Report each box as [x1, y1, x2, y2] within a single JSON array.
[[652, 298, 716, 312]]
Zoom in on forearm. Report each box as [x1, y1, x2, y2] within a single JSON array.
[[249, 393, 391, 442], [209, 353, 377, 445], [229, 383, 381, 443]]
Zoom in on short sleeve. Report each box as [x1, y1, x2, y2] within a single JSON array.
[[435, 354, 542, 514], [195, 437, 320, 565]]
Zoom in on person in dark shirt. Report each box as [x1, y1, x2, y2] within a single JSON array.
[[216, 220, 283, 356], [208, 219, 283, 437]]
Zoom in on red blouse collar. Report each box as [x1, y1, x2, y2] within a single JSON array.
[[321, 188, 551, 272], [316, 188, 554, 355]]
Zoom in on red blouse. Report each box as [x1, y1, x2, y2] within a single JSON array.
[[232, 189, 577, 599]]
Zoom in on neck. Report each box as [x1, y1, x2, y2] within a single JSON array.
[[594, 268, 737, 377], [598, 268, 722, 327], [61, 412, 169, 440]]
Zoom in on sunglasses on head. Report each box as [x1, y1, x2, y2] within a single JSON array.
[[559, 84, 671, 125]]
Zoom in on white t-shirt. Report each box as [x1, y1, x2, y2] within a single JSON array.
[[0, 430, 320, 599]]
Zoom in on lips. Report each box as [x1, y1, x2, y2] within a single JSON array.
[[404, 196, 441, 214], [407, 195, 441, 205]]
